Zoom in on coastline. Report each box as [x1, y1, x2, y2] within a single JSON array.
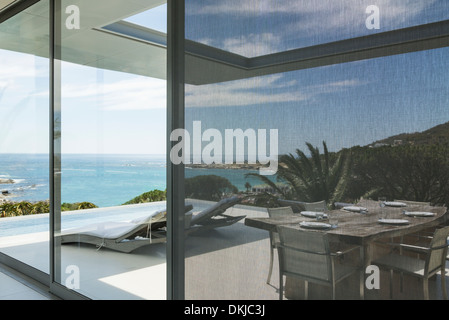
[[0, 155, 274, 207], [0, 178, 15, 202], [0, 194, 11, 203], [185, 163, 265, 170]]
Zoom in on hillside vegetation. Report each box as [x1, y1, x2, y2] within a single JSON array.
[[250, 121, 449, 207]]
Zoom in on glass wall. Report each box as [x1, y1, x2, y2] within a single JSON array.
[[0, 0, 168, 300], [1, 0, 449, 301], [184, 1, 449, 300], [185, 0, 449, 56], [52, 0, 167, 299], [0, 0, 50, 274]]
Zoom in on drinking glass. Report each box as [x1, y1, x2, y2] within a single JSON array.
[[378, 197, 387, 219], [315, 211, 324, 221], [328, 214, 338, 228]]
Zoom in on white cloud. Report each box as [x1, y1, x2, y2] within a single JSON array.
[[0, 50, 47, 80], [190, 0, 441, 55], [307, 79, 364, 94], [222, 33, 281, 57], [284, 0, 441, 35], [186, 74, 363, 108], [186, 74, 303, 107], [0, 81, 9, 90], [192, 0, 313, 16], [61, 77, 166, 111], [192, 0, 439, 21]]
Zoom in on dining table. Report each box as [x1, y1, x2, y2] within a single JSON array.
[[244, 199, 448, 299]]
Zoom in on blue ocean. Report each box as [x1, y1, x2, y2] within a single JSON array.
[[0, 154, 275, 207]]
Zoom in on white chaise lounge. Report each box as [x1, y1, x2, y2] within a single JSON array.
[[60, 197, 245, 253]]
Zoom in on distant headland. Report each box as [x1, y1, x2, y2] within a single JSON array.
[[185, 163, 265, 170]]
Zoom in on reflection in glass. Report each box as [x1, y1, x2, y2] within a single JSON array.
[[0, 1, 50, 274], [185, 1, 449, 300], [186, 0, 449, 57], [54, 0, 167, 299]]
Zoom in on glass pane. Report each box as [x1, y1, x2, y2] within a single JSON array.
[[0, 1, 17, 11], [124, 3, 167, 33], [186, 0, 449, 57], [54, 0, 167, 299], [0, 0, 50, 274], [185, 1, 449, 300]]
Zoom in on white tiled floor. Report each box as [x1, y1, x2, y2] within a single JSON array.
[[0, 267, 58, 300]]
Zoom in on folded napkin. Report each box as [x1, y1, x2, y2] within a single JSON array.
[[301, 211, 328, 218], [403, 211, 435, 217], [384, 201, 407, 207], [300, 221, 332, 229], [342, 206, 367, 213], [378, 218, 409, 225]]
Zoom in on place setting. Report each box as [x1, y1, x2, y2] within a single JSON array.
[[376, 197, 409, 225], [383, 201, 407, 207], [299, 221, 333, 230], [375, 202, 435, 225], [377, 210, 410, 225], [299, 210, 339, 230], [341, 205, 368, 214], [300, 211, 328, 219], [377, 218, 410, 225], [402, 210, 435, 218]]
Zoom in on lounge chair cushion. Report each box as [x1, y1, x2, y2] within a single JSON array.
[[130, 209, 166, 224], [67, 221, 140, 240], [190, 196, 241, 226], [129, 204, 193, 225]]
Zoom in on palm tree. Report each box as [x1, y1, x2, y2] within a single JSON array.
[[247, 141, 350, 204]]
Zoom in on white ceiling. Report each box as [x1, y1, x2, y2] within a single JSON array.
[[0, 0, 168, 80], [2, 0, 446, 86], [0, 0, 16, 11], [0, 0, 258, 85]]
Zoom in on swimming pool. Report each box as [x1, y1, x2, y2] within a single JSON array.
[[0, 201, 168, 237]]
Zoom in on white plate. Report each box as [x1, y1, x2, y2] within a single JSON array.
[[378, 218, 409, 225], [384, 201, 407, 207], [301, 211, 328, 218], [403, 211, 435, 217], [342, 206, 367, 213], [300, 221, 332, 229]]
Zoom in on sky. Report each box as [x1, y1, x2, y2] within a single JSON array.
[[1, 1, 449, 157]]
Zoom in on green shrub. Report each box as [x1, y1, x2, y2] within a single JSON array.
[[0, 200, 50, 217], [0, 200, 98, 217], [123, 189, 167, 205], [185, 175, 238, 201], [61, 202, 98, 211]]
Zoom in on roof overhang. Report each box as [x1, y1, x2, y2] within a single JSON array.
[[1, 0, 449, 86]]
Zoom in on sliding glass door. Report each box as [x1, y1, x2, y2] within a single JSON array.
[[183, 0, 449, 300], [2, 0, 448, 301], [0, 0, 169, 300], [0, 0, 50, 276], [52, 0, 168, 299]]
